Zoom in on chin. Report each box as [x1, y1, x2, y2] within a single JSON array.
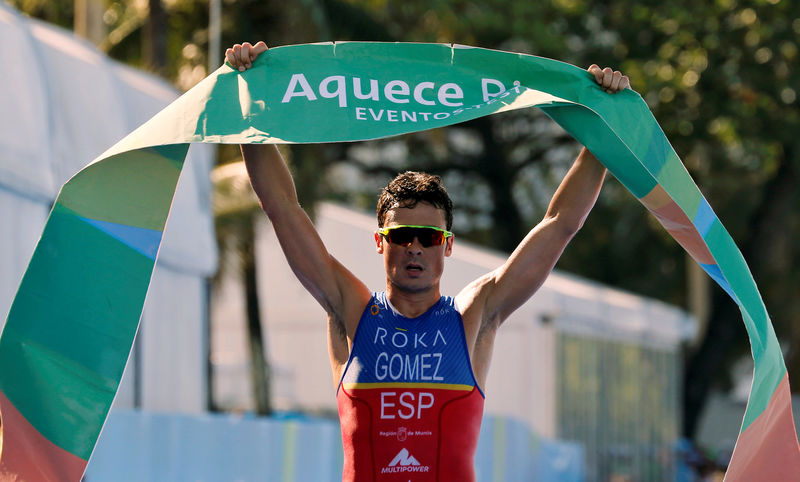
[[391, 280, 432, 294]]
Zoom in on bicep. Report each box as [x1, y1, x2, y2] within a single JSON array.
[[482, 216, 576, 322], [269, 203, 369, 318], [241, 144, 370, 326]]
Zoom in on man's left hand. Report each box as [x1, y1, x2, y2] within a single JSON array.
[[588, 64, 630, 93]]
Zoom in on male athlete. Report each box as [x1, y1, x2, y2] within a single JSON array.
[[227, 41, 630, 481]]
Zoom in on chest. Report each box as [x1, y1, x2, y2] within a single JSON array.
[[344, 305, 474, 386]]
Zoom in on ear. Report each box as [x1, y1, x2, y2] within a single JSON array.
[[444, 234, 454, 257], [375, 232, 384, 254]]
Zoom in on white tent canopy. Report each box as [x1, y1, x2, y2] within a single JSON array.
[[0, 3, 217, 413]]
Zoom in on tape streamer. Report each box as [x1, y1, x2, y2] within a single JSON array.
[[0, 42, 797, 480]]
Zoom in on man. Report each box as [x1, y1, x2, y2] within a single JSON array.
[[227, 41, 630, 481]]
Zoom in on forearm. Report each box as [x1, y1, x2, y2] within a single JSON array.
[[476, 148, 606, 322], [241, 144, 299, 218], [545, 147, 606, 233], [241, 143, 341, 305]]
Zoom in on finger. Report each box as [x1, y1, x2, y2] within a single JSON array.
[[225, 48, 236, 66], [602, 67, 613, 89], [610, 71, 623, 92], [241, 43, 251, 68], [233, 45, 247, 71], [620, 75, 631, 90], [252, 41, 268, 59], [588, 64, 603, 84], [227, 44, 244, 69]]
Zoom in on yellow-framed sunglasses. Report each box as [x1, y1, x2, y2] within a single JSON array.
[[376, 225, 453, 247]]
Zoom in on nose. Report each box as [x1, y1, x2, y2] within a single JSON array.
[[405, 236, 424, 253]]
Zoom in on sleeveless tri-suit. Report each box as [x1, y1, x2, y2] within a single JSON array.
[[336, 292, 485, 481]]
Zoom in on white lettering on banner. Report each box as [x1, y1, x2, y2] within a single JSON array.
[[482, 78, 505, 102], [413, 82, 435, 105], [320, 75, 347, 107], [353, 78, 379, 100], [402, 111, 417, 122], [352, 101, 525, 124], [354, 108, 433, 123], [282, 73, 317, 102], [437, 83, 464, 106], [481, 78, 522, 102], [380, 392, 435, 419], [282, 74, 521, 109], [385, 80, 411, 103]]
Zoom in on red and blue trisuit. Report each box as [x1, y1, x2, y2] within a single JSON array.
[[337, 292, 485, 481]]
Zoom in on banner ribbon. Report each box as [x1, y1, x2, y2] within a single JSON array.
[[0, 42, 797, 480]]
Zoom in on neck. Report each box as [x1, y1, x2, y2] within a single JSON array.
[[385, 284, 441, 318]]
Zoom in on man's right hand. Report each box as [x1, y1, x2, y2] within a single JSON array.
[[225, 41, 268, 71]]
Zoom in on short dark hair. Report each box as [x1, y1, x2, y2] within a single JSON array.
[[377, 171, 453, 230]]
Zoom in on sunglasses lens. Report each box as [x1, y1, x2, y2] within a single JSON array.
[[387, 227, 414, 245], [385, 227, 446, 247], [425, 231, 445, 246]]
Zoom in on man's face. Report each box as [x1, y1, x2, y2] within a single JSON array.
[[375, 202, 453, 295]]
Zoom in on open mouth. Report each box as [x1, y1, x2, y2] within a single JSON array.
[[406, 263, 424, 272]]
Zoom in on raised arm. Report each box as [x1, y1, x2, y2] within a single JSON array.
[[458, 65, 630, 330], [227, 43, 371, 338]]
